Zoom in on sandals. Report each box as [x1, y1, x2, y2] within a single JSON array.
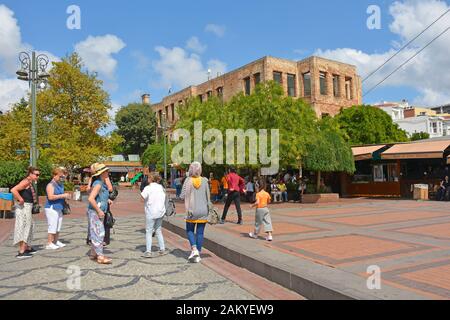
[[96, 256, 112, 264]]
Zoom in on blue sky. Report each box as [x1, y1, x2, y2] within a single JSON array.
[[1, 0, 450, 126]]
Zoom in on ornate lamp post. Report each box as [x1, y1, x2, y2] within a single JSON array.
[[16, 51, 50, 167]]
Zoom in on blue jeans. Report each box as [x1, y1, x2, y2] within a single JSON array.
[[146, 216, 165, 253], [186, 222, 206, 252], [175, 185, 182, 198]]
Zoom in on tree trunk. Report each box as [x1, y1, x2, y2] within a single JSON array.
[[316, 171, 321, 193]]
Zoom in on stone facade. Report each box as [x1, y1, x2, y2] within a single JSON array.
[[150, 55, 362, 127]]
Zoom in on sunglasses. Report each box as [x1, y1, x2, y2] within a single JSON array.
[[33, 173, 40, 177]]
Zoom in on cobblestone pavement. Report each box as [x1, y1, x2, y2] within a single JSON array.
[[0, 217, 257, 300]]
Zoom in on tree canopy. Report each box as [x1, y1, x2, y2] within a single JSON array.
[[175, 81, 354, 179], [335, 105, 409, 145], [0, 53, 119, 173], [115, 103, 157, 155]]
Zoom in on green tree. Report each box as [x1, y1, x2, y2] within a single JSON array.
[[304, 117, 355, 192], [0, 98, 32, 162], [410, 131, 430, 141], [335, 105, 408, 145], [142, 142, 173, 172], [0, 157, 52, 195], [176, 82, 318, 173], [115, 103, 157, 155], [0, 53, 115, 174]]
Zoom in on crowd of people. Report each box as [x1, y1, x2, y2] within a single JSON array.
[[10, 162, 305, 263]]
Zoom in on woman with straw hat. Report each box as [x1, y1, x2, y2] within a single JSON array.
[[87, 163, 113, 264]]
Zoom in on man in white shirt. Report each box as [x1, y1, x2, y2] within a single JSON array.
[[141, 172, 168, 258]]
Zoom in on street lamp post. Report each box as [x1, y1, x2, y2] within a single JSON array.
[[161, 112, 168, 183], [16, 51, 50, 167]]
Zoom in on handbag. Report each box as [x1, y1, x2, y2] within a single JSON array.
[[32, 203, 41, 215], [105, 208, 116, 228], [207, 206, 220, 225], [62, 200, 71, 215]]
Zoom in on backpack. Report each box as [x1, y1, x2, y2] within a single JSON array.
[[165, 193, 176, 217]]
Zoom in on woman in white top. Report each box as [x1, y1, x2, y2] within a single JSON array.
[[141, 172, 168, 258]]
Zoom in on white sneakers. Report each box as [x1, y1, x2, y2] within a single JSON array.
[[248, 232, 258, 239], [56, 241, 66, 248], [266, 235, 273, 241], [45, 243, 59, 250], [45, 241, 66, 250], [188, 248, 200, 263]]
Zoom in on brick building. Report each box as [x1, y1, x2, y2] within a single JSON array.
[[149, 55, 362, 127]]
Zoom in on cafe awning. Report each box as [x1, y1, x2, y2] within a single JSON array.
[[381, 140, 450, 160], [108, 166, 141, 173], [352, 145, 386, 161]]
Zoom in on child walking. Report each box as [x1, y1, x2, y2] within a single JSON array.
[[249, 180, 273, 241], [141, 172, 169, 258]]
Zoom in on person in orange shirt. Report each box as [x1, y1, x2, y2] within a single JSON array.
[[220, 174, 229, 203], [249, 180, 273, 241], [209, 173, 220, 203]]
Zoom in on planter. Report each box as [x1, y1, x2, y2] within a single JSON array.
[[302, 193, 339, 204]]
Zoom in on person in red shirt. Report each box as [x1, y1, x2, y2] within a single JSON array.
[[220, 167, 246, 224]]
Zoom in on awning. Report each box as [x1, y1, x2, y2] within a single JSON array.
[[352, 145, 386, 161], [381, 140, 450, 160], [108, 166, 141, 173]]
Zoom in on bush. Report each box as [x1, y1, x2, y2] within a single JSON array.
[[0, 158, 52, 195]]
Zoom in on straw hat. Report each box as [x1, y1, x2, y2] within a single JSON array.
[[91, 163, 110, 177]]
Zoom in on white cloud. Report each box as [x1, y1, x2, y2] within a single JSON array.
[[0, 5, 58, 113], [0, 79, 28, 113], [75, 34, 126, 80], [186, 36, 207, 54], [205, 24, 226, 37], [152, 46, 227, 89], [0, 4, 30, 75], [314, 0, 450, 106]]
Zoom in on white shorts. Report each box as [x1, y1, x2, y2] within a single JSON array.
[[44, 206, 63, 234]]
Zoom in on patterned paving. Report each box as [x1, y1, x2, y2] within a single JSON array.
[[184, 197, 450, 299], [0, 217, 257, 300]]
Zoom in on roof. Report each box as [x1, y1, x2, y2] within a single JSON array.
[[352, 145, 386, 160], [381, 140, 450, 159]]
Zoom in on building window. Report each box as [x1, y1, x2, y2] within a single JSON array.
[[345, 77, 353, 99], [319, 72, 327, 95], [287, 74, 296, 97], [198, 94, 203, 103], [333, 75, 340, 97], [216, 87, 223, 98], [244, 77, 251, 95], [254, 73, 261, 86], [171, 104, 175, 122], [165, 106, 169, 119], [158, 110, 162, 125], [207, 91, 213, 99], [303, 72, 311, 96], [273, 71, 282, 84], [432, 122, 438, 134]]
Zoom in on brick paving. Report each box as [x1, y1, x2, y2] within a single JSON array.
[[165, 195, 450, 299], [4, 188, 450, 299], [0, 190, 303, 300]]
